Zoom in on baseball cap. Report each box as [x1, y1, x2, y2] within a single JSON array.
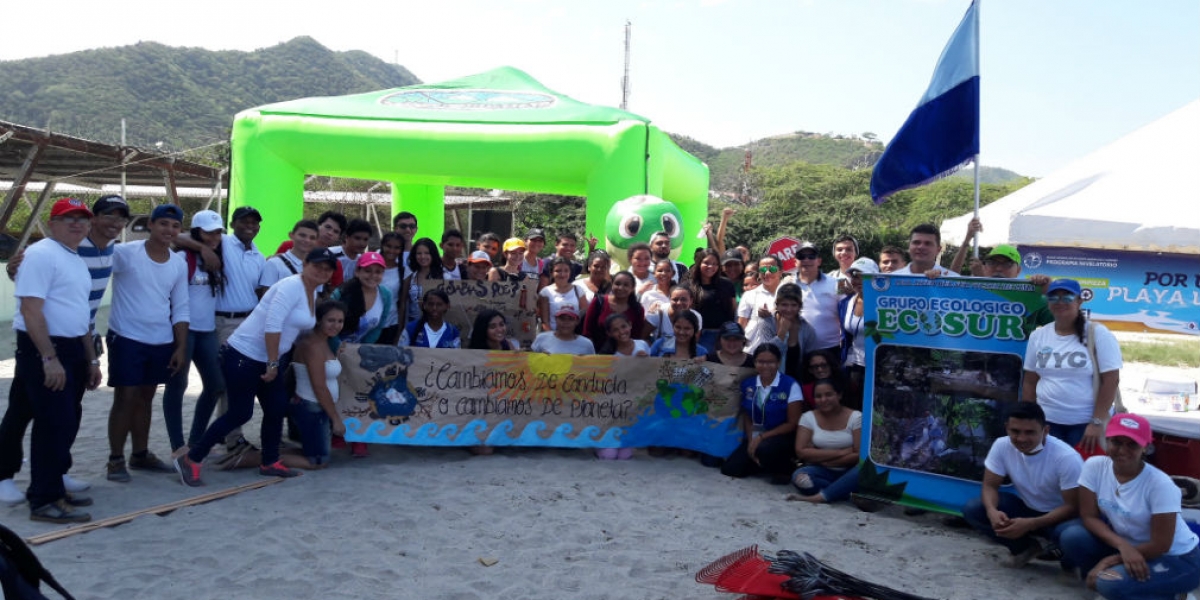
[[525, 228, 546, 241], [554, 304, 580, 319], [718, 321, 746, 340], [357, 251, 386, 269], [1046, 278, 1082, 296], [503, 238, 527, 252], [847, 257, 880, 275], [797, 241, 818, 256], [305, 248, 338, 266], [231, 206, 262, 222], [92, 194, 130, 217], [50, 198, 93, 219], [722, 249, 744, 265], [986, 244, 1021, 264], [150, 204, 184, 222], [1106, 413, 1152, 447], [190, 210, 224, 232], [467, 250, 492, 265]]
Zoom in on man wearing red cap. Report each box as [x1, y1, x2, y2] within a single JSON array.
[[3, 199, 102, 522]]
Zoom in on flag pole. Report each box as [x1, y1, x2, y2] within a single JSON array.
[[971, 0, 981, 259]]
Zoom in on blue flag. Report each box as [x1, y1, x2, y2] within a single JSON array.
[[871, 1, 979, 204]]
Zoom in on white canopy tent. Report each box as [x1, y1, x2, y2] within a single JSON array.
[[942, 99, 1200, 254]]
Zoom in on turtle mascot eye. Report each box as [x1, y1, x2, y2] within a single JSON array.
[[604, 195, 684, 269]]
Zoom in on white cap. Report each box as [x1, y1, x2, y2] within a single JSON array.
[[848, 257, 880, 275], [190, 210, 224, 232]]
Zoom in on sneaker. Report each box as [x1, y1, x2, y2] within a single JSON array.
[[331, 435, 347, 450], [30, 499, 91, 524], [350, 442, 369, 458], [128, 452, 175, 473], [64, 493, 93, 507], [0, 479, 25, 506], [62, 474, 91, 493], [106, 459, 132, 483], [259, 460, 301, 478], [174, 455, 204, 487], [595, 448, 619, 460]]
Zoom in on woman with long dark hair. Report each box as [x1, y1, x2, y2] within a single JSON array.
[[689, 248, 737, 352], [1021, 279, 1121, 451], [583, 271, 645, 352], [331, 252, 393, 346], [377, 232, 405, 344], [721, 343, 804, 483], [163, 210, 227, 454], [789, 377, 861, 504], [574, 249, 612, 305], [397, 238, 444, 329], [285, 300, 347, 469], [466, 309, 521, 456]]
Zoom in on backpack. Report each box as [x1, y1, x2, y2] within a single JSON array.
[[0, 523, 74, 599]]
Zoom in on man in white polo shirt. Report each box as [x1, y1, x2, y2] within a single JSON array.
[[4, 198, 102, 522], [105, 203, 189, 482], [793, 241, 842, 352]]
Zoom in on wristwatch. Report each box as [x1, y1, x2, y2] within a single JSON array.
[[88, 359, 100, 366], [1090, 417, 1104, 426]]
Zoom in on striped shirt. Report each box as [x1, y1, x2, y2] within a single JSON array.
[[77, 236, 116, 328]]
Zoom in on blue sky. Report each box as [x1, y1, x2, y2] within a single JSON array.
[[4, 0, 1197, 176]]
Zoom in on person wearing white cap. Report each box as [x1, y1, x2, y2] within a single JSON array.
[[793, 241, 842, 352], [161, 210, 227, 454], [837, 257, 880, 409], [531, 304, 595, 355], [1060, 413, 1199, 599]]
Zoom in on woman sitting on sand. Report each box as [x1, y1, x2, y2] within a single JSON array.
[[720, 344, 804, 483], [284, 300, 348, 469], [1060, 414, 1200, 599], [531, 304, 595, 355], [789, 377, 861, 503]]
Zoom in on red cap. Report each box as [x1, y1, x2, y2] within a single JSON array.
[[1106, 413, 1153, 447], [50, 198, 93, 219]]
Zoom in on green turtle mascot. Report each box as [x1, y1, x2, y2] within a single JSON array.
[[604, 194, 685, 270]]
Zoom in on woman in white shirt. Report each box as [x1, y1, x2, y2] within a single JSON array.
[[1022, 279, 1122, 452], [176, 248, 338, 486], [538, 257, 586, 333], [377, 232, 405, 343], [789, 378, 861, 504], [1060, 414, 1199, 599], [597, 313, 649, 357], [285, 300, 347, 469]]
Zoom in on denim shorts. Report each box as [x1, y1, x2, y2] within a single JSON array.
[[288, 398, 331, 465], [107, 332, 174, 387]]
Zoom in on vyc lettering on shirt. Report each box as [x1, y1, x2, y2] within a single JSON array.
[[1033, 348, 1088, 369]]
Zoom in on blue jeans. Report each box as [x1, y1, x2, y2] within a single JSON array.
[[1060, 522, 1200, 599], [162, 330, 225, 451], [791, 464, 859, 502], [187, 346, 290, 466], [287, 399, 331, 465], [1048, 422, 1088, 448], [9, 332, 86, 508], [961, 494, 1079, 565]]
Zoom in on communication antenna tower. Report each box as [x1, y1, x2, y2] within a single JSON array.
[[620, 20, 632, 110]]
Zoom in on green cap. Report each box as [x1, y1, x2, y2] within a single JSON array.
[[986, 244, 1021, 264]]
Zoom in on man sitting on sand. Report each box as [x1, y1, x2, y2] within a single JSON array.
[[961, 403, 1083, 569]]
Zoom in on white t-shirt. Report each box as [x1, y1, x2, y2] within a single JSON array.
[[382, 267, 402, 328], [259, 251, 304, 289], [737, 284, 779, 353], [799, 410, 862, 451], [342, 293, 383, 344], [611, 339, 651, 357], [1079, 457, 1199, 556], [228, 275, 317, 362], [1024, 322, 1122, 425], [185, 254, 218, 333], [892, 264, 960, 277], [531, 332, 595, 355], [539, 285, 583, 331], [110, 240, 189, 345], [984, 435, 1083, 513], [573, 279, 599, 305], [293, 359, 341, 404], [795, 274, 842, 349], [13, 238, 91, 337], [639, 288, 670, 313]]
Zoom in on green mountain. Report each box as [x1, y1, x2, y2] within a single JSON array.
[[0, 36, 420, 152]]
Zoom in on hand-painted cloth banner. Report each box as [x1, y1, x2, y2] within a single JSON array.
[[418, 277, 541, 345], [858, 275, 1043, 512], [1017, 245, 1200, 336], [336, 345, 752, 456]]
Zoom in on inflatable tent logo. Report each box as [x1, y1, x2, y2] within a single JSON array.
[[381, 90, 557, 111]]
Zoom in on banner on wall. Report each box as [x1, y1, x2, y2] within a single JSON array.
[[416, 277, 540, 345], [336, 345, 752, 456], [1016, 245, 1200, 336], [857, 275, 1044, 512]]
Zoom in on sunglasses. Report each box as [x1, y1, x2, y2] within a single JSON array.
[[798, 254, 819, 261], [758, 265, 780, 274], [1045, 294, 1078, 304]]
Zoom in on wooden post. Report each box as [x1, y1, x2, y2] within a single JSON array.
[[0, 143, 45, 232], [16, 181, 57, 249]]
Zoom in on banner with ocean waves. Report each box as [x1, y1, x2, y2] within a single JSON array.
[[335, 345, 752, 456]]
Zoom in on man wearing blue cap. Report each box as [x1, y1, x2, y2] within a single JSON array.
[[105, 203, 190, 482]]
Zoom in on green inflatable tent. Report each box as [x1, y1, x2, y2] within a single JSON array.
[[228, 66, 709, 259]]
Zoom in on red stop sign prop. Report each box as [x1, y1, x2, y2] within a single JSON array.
[[767, 236, 803, 272]]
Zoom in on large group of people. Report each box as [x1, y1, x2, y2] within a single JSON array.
[[2, 199, 1195, 599]]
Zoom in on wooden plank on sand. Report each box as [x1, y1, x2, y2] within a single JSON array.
[[25, 477, 285, 546]]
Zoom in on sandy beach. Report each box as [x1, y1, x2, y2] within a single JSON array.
[[0, 334, 1196, 600]]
